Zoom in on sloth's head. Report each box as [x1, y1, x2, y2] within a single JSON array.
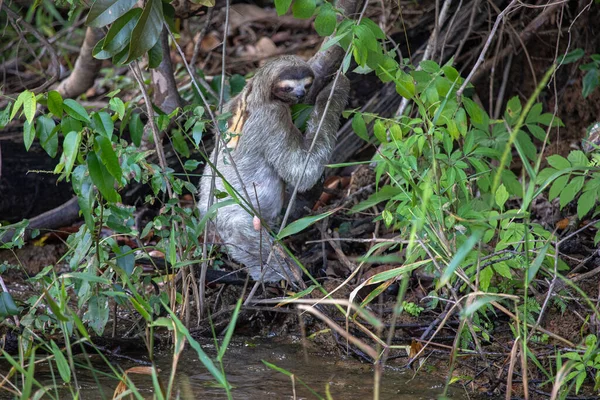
[[252, 56, 314, 105]]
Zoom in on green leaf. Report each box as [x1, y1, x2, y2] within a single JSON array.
[[558, 48, 584, 64], [463, 97, 489, 129], [148, 38, 163, 68], [559, 176, 585, 209], [109, 97, 126, 120], [314, 5, 336, 36], [102, 8, 142, 55], [37, 116, 58, 157], [95, 135, 123, 181], [505, 96, 522, 120], [291, 0, 316, 19], [50, 341, 71, 383], [11, 90, 36, 123], [86, 0, 137, 28], [582, 69, 599, 98], [0, 292, 19, 317], [91, 111, 115, 137], [420, 60, 441, 73], [546, 154, 570, 170], [438, 230, 483, 289], [278, 209, 337, 239], [83, 295, 109, 335], [549, 174, 569, 200], [479, 266, 493, 291], [62, 131, 81, 179], [125, 0, 164, 63], [495, 184, 509, 209], [275, 0, 292, 15], [184, 160, 201, 171], [352, 113, 368, 141], [577, 190, 596, 218], [526, 243, 549, 286], [63, 99, 90, 122], [493, 262, 512, 279], [361, 17, 385, 39], [129, 113, 144, 146], [61, 116, 83, 135], [351, 185, 402, 212], [373, 120, 387, 143], [47, 90, 63, 116], [87, 152, 120, 203], [395, 70, 415, 99], [192, 121, 205, 146], [116, 245, 135, 276], [23, 120, 35, 151], [567, 150, 589, 167]]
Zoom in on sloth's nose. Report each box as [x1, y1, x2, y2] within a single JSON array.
[[294, 88, 306, 99]]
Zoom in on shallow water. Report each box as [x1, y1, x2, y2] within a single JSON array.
[[71, 338, 467, 400], [1, 338, 468, 399]]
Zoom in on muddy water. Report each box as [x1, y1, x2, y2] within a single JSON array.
[[72, 338, 467, 400]]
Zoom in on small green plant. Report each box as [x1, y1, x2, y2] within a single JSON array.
[[559, 335, 600, 394], [402, 301, 424, 317]]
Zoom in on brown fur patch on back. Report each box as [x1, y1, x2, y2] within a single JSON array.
[[226, 84, 252, 150]]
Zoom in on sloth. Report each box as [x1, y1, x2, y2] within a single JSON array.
[[198, 56, 350, 283]]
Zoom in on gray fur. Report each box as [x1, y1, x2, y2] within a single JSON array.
[[198, 56, 350, 282]]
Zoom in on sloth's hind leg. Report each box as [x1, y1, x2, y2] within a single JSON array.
[[215, 207, 301, 283]]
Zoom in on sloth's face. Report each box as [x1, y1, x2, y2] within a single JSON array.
[[272, 68, 314, 105]]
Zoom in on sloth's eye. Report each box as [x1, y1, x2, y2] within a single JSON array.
[[304, 83, 312, 89], [283, 86, 293, 93]]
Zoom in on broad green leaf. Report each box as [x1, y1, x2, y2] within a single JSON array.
[[351, 185, 402, 212], [87, 152, 120, 203], [278, 209, 337, 239], [91, 111, 115, 137], [129, 112, 143, 146], [582, 69, 599, 98], [0, 292, 18, 317], [373, 120, 387, 143], [567, 150, 589, 167], [86, 0, 137, 28], [577, 189, 596, 218], [23, 120, 35, 151], [148, 38, 163, 69], [291, 0, 316, 19], [62, 131, 81, 179], [354, 23, 377, 51], [549, 174, 569, 200], [479, 266, 493, 291], [109, 97, 126, 120], [83, 295, 109, 335], [420, 60, 441, 73], [63, 99, 90, 122], [37, 116, 57, 157], [192, 121, 205, 146], [558, 48, 584, 64], [125, 0, 163, 63], [275, 0, 292, 15], [116, 245, 135, 276], [95, 135, 123, 181], [22, 90, 36, 123], [495, 184, 509, 209], [352, 113, 368, 141], [462, 97, 489, 129], [47, 90, 63, 116], [361, 17, 385, 39], [314, 5, 336, 36], [546, 154, 570, 170], [559, 176, 585, 209], [395, 71, 415, 99], [172, 130, 190, 157], [102, 8, 142, 55], [61, 116, 83, 135], [505, 96, 522, 120], [460, 295, 504, 318], [50, 341, 71, 383]]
